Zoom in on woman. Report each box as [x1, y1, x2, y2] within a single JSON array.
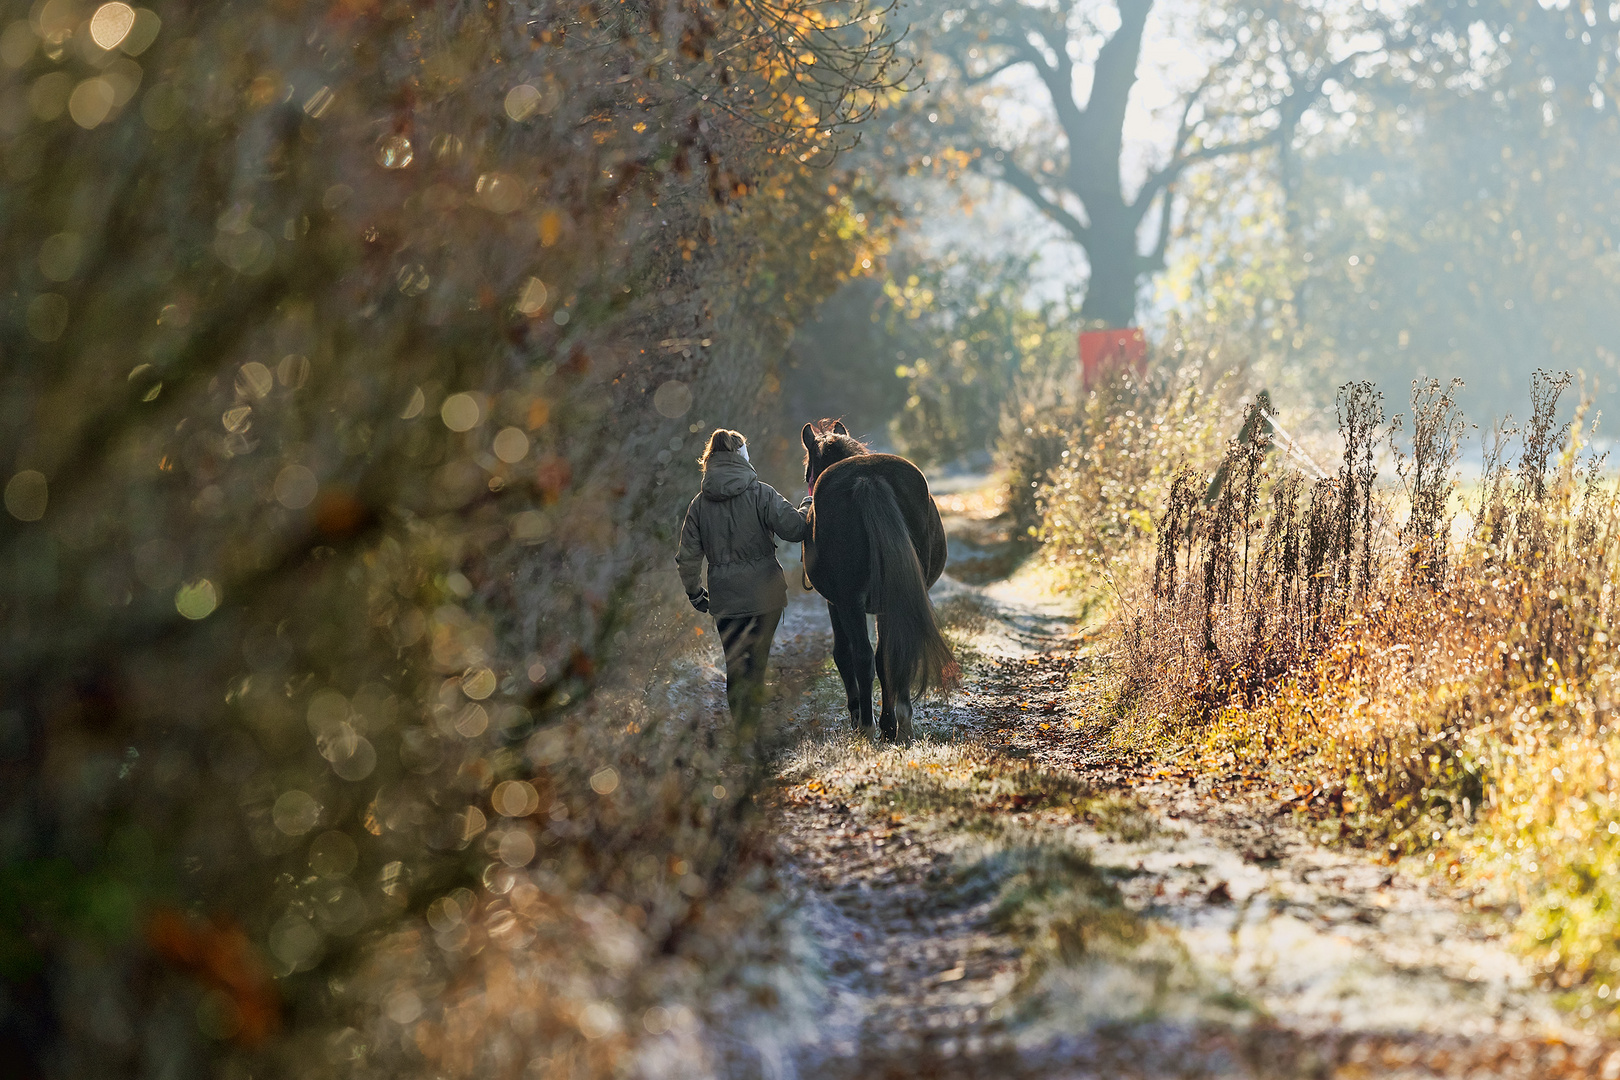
[[676, 429, 810, 726]]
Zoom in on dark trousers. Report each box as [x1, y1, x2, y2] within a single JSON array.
[[715, 609, 782, 725]]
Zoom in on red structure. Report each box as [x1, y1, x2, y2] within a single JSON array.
[[1079, 327, 1147, 388]]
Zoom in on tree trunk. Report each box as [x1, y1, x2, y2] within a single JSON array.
[[1078, 210, 1142, 328]]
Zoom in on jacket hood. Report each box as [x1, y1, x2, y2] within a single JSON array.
[[701, 451, 756, 500]]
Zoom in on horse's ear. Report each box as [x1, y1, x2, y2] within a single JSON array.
[[832, 420, 848, 436], [801, 423, 816, 453]]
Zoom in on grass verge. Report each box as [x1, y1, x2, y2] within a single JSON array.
[[1039, 367, 1620, 1024]]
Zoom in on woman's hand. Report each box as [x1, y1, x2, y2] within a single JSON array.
[[688, 590, 710, 614]]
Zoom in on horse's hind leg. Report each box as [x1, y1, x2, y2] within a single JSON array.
[[835, 605, 874, 738], [875, 615, 898, 741], [876, 614, 914, 744], [830, 602, 876, 737]]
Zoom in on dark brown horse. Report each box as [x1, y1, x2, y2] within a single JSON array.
[[801, 420, 953, 741]]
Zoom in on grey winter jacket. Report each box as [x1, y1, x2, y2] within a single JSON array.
[[676, 451, 808, 618]]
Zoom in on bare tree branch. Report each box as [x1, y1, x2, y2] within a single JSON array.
[[918, 0, 1390, 325], [1027, 9, 1086, 144], [985, 152, 1092, 243], [936, 28, 1038, 88], [950, 50, 1029, 87], [1133, 130, 1282, 218], [1131, 43, 1381, 219], [1141, 180, 1176, 273]]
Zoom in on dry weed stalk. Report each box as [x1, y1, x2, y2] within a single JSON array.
[[1077, 367, 1620, 999], [1395, 378, 1467, 585]]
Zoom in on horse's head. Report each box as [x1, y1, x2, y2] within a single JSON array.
[[801, 419, 868, 490]]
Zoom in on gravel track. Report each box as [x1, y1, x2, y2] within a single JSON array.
[[763, 527, 1620, 1078]]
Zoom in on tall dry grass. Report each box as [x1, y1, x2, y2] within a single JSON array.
[[1043, 367, 1620, 1012], [1017, 337, 1255, 567]]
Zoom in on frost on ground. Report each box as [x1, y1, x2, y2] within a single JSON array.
[[754, 497, 1620, 1079]]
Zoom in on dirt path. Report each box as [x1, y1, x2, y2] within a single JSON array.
[[762, 526, 1620, 1078]]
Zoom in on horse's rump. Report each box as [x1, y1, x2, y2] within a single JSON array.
[[808, 454, 946, 586], [808, 455, 953, 695]]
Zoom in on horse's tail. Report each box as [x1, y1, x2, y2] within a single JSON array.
[[851, 475, 955, 695]]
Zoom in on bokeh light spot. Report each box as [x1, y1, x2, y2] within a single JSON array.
[[440, 392, 482, 432], [493, 427, 530, 463], [331, 736, 376, 781], [89, 3, 136, 50], [453, 704, 488, 738], [396, 263, 430, 295], [537, 210, 564, 247], [401, 387, 425, 420], [492, 780, 539, 817], [653, 380, 693, 418], [460, 806, 486, 842], [308, 830, 358, 877], [578, 1002, 620, 1039], [504, 83, 541, 121], [68, 77, 116, 128], [174, 579, 218, 620], [475, 172, 523, 214], [272, 790, 321, 836], [515, 276, 548, 316], [35, 1, 78, 39], [376, 134, 413, 169], [384, 990, 422, 1025], [643, 1006, 672, 1035], [314, 882, 364, 935], [236, 361, 274, 399], [127, 363, 162, 401], [589, 767, 620, 795], [274, 464, 318, 509], [496, 829, 535, 867], [306, 688, 349, 733], [276, 354, 309, 388], [4, 471, 47, 521], [121, 7, 159, 55], [426, 894, 464, 932], [461, 666, 496, 700], [303, 85, 333, 118], [316, 721, 358, 763], [379, 860, 406, 896], [268, 912, 323, 972]]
